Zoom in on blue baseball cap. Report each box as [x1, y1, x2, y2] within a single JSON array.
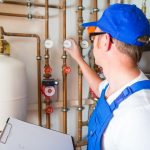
[[82, 4, 150, 46]]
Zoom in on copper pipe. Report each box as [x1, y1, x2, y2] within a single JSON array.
[[77, 0, 84, 149], [45, 0, 51, 129], [93, 0, 98, 21], [82, 121, 88, 126], [120, 0, 124, 3], [142, 0, 146, 14], [62, 0, 68, 134], [1, 0, 62, 9], [0, 28, 4, 53], [92, 0, 99, 72], [0, 26, 42, 126], [0, 12, 45, 19], [106, 0, 111, 7], [75, 140, 87, 147]]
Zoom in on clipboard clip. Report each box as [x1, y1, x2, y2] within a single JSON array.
[[0, 122, 12, 144]]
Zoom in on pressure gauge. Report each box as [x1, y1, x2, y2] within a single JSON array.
[[44, 39, 53, 49], [80, 40, 89, 49], [63, 40, 72, 49]]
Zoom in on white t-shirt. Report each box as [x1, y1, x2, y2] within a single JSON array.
[[98, 71, 150, 150]]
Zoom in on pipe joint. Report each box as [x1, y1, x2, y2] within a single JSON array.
[[28, 14, 32, 19], [90, 8, 99, 14], [61, 107, 69, 112], [61, 55, 67, 59], [77, 6, 85, 11], [27, 1, 32, 7], [45, 55, 49, 59], [36, 56, 42, 60], [77, 106, 84, 111]]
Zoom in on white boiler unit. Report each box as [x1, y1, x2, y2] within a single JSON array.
[[0, 54, 27, 130]]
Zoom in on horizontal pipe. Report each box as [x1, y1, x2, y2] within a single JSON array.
[[75, 140, 87, 147], [1, 1, 62, 9], [0, 12, 45, 19]]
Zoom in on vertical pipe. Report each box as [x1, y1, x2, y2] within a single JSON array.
[[120, 0, 124, 4], [93, 0, 98, 21], [93, 0, 99, 73], [142, 0, 146, 14], [77, 0, 84, 149], [62, 0, 68, 134], [45, 0, 51, 129], [106, 0, 110, 7], [37, 37, 42, 127], [0, 27, 4, 53]]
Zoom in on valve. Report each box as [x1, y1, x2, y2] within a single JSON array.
[[63, 66, 71, 74], [45, 106, 53, 114], [44, 65, 52, 75], [63, 40, 72, 49]]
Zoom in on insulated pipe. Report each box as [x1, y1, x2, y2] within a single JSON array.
[[0, 12, 45, 19], [76, 0, 84, 149], [0, 26, 42, 126], [0, 0, 62, 9], [44, 0, 51, 129], [61, 0, 68, 134]]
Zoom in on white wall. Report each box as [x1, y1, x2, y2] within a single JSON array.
[[0, 0, 150, 149]]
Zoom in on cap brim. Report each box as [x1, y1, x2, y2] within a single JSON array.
[[82, 21, 98, 27]]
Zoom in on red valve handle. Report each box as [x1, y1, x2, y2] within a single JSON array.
[[64, 66, 71, 74], [45, 106, 53, 114], [44, 65, 52, 75]]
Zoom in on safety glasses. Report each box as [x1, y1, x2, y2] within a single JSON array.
[[89, 32, 106, 43]]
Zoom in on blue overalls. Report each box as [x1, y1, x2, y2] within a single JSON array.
[[87, 80, 150, 150]]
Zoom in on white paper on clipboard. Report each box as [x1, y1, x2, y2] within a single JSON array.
[[0, 118, 74, 150]]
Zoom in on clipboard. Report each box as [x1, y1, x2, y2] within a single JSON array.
[[0, 118, 74, 150]]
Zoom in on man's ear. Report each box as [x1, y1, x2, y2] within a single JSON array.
[[97, 33, 112, 51], [105, 33, 113, 50]]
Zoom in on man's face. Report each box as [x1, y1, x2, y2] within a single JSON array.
[[91, 27, 104, 66]]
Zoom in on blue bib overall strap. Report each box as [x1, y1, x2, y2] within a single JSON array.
[[87, 80, 150, 150]]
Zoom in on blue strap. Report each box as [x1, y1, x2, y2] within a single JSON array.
[[110, 80, 150, 111], [87, 80, 150, 150]]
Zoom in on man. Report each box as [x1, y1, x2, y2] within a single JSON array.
[[64, 3, 150, 150]]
